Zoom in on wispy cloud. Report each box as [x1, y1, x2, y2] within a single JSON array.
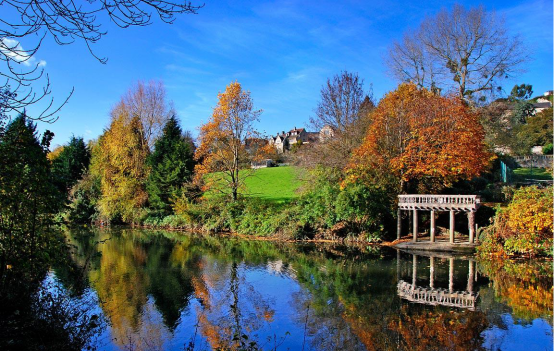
[[0, 38, 46, 67]]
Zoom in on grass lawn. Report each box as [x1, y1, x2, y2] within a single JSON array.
[[244, 166, 302, 202], [206, 166, 303, 203], [512, 167, 553, 181]]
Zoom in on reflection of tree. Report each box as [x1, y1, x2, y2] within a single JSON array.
[[56, 228, 553, 351], [191, 258, 276, 350], [84, 229, 202, 350], [90, 231, 150, 348], [478, 259, 553, 322], [53, 228, 102, 296], [291, 290, 366, 351], [388, 305, 488, 351], [289, 250, 491, 351], [145, 239, 198, 329]]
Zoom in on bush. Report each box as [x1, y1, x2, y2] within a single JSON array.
[[479, 186, 553, 257], [168, 167, 397, 241], [542, 143, 553, 155]]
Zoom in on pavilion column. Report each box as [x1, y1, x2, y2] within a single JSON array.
[[468, 211, 476, 243], [467, 260, 474, 293], [449, 211, 455, 244], [412, 209, 418, 242], [430, 210, 436, 242], [396, 250, 401, 281], [449, 258, 454, 293], [397, 209, 402, 240], [412, 254, 417, 287], [429, 256, 435, 289]]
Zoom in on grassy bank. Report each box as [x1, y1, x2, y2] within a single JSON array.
[[243, 166, 302, 202], [512, 167, 552, 181], [204, 166, 303, 203]]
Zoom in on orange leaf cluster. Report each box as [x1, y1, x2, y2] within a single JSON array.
[[347, 83, 492, 192]]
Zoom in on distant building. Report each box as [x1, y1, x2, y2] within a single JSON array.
[[319, 125, 335, 142], [269, 127, 308, 153], [533, 101, 552, 114], [269, 126, 333, 153], [251, 159, 274, 168]]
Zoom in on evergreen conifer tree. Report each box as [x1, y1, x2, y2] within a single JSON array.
[[51, 136, 91, 195], [147, 116, 195, 215], [0, 112, 61, 295]]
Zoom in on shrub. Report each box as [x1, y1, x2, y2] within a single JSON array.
[[479, 186, 553, 257], [542, 143, 553, 155]]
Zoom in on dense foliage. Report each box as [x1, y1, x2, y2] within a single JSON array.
[[146, 116, 196, 215], [50, 136, 91, 195], [0, 114, 103, 350], [94, 109, 150, 223], [346, 83, 492, 194], [0, 113, 61, 293], [479, 186, 553, 257]]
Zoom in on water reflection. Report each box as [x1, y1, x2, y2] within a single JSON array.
[[54, 228, 552, 351], [397, 253, 479, 310]]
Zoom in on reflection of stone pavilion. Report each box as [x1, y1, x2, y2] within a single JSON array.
[[396, 253, 479, 311]]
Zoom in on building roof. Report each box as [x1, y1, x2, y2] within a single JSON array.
[[289, 127, 305, 134], [533, 102, 552, 109]]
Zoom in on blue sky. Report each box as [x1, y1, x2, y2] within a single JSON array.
[[10, 0, 554, 148]]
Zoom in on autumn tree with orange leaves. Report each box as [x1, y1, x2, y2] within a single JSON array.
[[346, 83, 492, 194], [195, 82, 268, 201]]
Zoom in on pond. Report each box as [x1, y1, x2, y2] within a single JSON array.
[[50, 227, 553, 351]]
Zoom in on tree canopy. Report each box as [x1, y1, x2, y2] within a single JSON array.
[[346, 83, 492, 193], [94, 108, 150, 223], [146, 116, 195, 215], [302, 71, 374, 170], [0, 112, 61, 293], [51, 136, 91, 195]]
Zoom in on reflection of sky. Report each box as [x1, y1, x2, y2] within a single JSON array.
[[49, 235, 554, 351], [482, 314, 553, 351], [243, 263, 305, 350], [89, 261, 310, 350]]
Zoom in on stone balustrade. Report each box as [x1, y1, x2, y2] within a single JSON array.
[[398, 195, 480, 212]]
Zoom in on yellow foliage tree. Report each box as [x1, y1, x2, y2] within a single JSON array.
[[94, 104, 150, 223], [194, 81, 269, 200]]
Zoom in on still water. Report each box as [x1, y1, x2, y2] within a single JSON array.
[[52, 227, 553, 351]]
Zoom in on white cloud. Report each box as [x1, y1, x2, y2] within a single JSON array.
[[0, 38, 47, 67]]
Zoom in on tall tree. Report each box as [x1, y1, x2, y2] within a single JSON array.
[[509, 84, 533, 101], [387, 4, 527, 101], [1, 1, 201, 120], [195, 82, 266, 201], [303, 71, 374, 169], [121, 80, 173, 149], [146, 116, 195, 215], [51, 136, 91, 195], [514, 107, 554, 154], [94, 106, 150, 223], [346, 83, 492, 194], [0, 112, 60, 295]]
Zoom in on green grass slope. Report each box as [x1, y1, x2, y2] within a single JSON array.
[[244, 166, 302, 202], [513, 167, 553, 181], [205, 166, 303, 203]]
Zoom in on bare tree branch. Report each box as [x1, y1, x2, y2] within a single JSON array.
[[385, 4, 528, 102], [0, 0, 202, 121]]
